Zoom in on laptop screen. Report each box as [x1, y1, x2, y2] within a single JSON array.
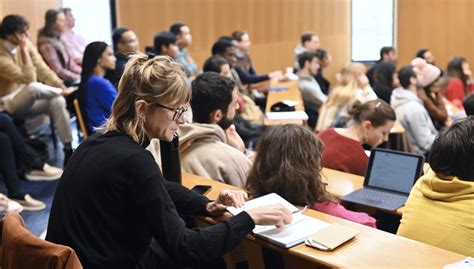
[[367, 150, 422, 194]]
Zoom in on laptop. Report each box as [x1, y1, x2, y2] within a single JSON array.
[[340, 148, 424, 211]]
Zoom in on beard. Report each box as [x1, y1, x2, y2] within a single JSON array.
[[217, 115, 234, 130]]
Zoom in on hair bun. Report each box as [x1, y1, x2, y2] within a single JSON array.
[[347, 100, 363, 117]]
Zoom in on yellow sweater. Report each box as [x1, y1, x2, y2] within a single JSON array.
[[397, 170, 474, 256], [0, 39, 63, 97]]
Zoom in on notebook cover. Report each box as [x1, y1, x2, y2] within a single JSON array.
[[309, 223, 359, 250]]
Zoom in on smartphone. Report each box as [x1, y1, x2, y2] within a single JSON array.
[[191, 185, 212, 195]]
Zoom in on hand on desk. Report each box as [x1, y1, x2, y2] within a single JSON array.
[[247, 204, 293, 228], [206, 190, 248, 216]]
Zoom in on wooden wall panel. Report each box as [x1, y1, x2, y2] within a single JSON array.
[[115, 0, 351, 84], [0, 0, 61, 45], [397, 0, 474, 71]]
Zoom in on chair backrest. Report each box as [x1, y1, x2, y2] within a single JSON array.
[[73, 99, 89, 139], [0, 213, 83, 269]]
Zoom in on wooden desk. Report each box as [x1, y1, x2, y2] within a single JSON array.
[[263, 80, 305, 126], [182, 172, 465, 269]]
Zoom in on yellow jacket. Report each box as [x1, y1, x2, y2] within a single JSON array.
[[0, 39, 63, 97], [397, 170, 474, 256]]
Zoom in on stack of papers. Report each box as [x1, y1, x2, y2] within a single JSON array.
[[265, 111, 309, 121], [227, 193, 328, 248]]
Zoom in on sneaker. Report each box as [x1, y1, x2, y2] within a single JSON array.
[[10, 194, 46, 211], [25, 163, 63, 181], [0, 194, 23, 214]]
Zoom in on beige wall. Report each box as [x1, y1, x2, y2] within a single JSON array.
[[0, 0, 61, 44]]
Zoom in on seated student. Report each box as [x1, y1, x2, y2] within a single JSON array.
[[445, 56, 474, 108], [294, 31, 320, 69], [231, 30, 282, 84], [397, 116, 474, 256], [464, 94, 474, 116], [106, 27, 139, 86], [78, 42, 117, 134], [0, 15, 74, 165], [318, 100, 396, 176], [37, 9, 81, 86], [202, 55, 265, 148], [392, 66, 438, 155], [0, 112, 62, 211], [61, 7, 86, 65], [366, 46, 398, 87], [178, 72, 252, 187], [314, 48, 332, 95], [411, 58, 448, 130], [415, 48, 436, 65], [373, 62, 398, 104], [297, 52, 327, 129], [152, 31, 179, 58], [170, 22, 199, 77], [246, 124, 376, 227], [316, 63, 377, 131], [46, 54, 292, 268]]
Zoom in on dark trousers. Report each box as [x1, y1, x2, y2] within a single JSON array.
[[0, 112, 43, 196]]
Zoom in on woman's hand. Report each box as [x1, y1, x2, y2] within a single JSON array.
[[247, 204, 293, 228], [206, 190, 248, 216]]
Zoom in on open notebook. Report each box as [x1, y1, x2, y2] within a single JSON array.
[[227, 193, 329, 248]]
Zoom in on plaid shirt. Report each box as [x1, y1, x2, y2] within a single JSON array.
[[176, 49, 199, 77], [38, 37, 81, 83]]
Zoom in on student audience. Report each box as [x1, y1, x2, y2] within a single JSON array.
[[47, 54, 292, 268], [178, 72, 252, 187], [37, 9, 81, 85], [318, 100, 396, 176], [397, 116, 474, 256], [106, 27, 139, 86], [411, 58, 448, 130], [372, 62, 398, 104], [392, 65, 438, 155], [0, 14, 73, 165], [61, 7, 86, 64], [170, 22, 199, 77], [367, 46, 398, 86], [78, 41, 117, 134], [445, 56, 473, 108], [153, 31, 179, 58], [464, 94, 474, 116], [415, 48, 435, 65], [294, 31, 320, 69], [231, 30, 282, 84], [246, 124, 376, 227], [316, 62, 377, 131], [0, 112, 62, 211], [297, 52, 327, 129], [314, 48, 332, 95]]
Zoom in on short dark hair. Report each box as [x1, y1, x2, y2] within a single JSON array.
[[301, 31, 316, 45], [373, 62, 396, 88], [0, 15, 29, 38], [169, 22, 186, 35], [463, 94, 474, 116], [416, 48, 428, 59], [231, 30, 247, 42], [297, 51, 316, 70], [211, 40, 234, 55], [112, 27, 130, 52], [191, 72, 236, 123], [153, 31, 177, 54], [314, 48, 328, 61], [428, 116, 474, 181], [61, 7, 72, 15], [203, 55, 228, 73], [380, 46, 395, 61], [398, 65, 417, 89]]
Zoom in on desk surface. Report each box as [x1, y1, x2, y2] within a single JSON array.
[[263, 79, 305, 126], [181, 172, 465, 268]]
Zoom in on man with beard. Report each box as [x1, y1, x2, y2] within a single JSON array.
[[178, 72, 251, 187]]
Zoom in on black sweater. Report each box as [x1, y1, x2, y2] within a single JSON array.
[[46, 131, 255, 269]]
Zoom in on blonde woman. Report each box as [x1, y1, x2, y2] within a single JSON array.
[[46, 55, 292, 268], [316, 63, 377, 132]]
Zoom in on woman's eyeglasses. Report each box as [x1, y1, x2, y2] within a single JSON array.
[[154, 103, 188, 121]]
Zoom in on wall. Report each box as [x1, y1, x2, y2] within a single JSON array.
[[115, 0, 351, 84], [397, 0, 474, 70], [0, 0, 61, 45]]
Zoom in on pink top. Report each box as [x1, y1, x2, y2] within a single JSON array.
[[62, 29, 86, 60], [314, 201, 377, 228]]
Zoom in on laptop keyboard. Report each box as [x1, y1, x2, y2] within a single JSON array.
[[356, 189, 406, 205]]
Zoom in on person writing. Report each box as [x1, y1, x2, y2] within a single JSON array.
[[46, 54, 292, 269]]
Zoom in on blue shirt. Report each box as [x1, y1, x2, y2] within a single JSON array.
[[85, 75, 117, 133], [176, 48, 199, 77]]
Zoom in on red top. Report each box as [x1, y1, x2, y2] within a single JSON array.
[[318, 128, 368, 176], [446, 77, 474, 109]]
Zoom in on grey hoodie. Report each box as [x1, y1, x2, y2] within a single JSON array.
[[294, 44, 309, 69], [297, 73, 327, 108], [391, 88, 438, 154]]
